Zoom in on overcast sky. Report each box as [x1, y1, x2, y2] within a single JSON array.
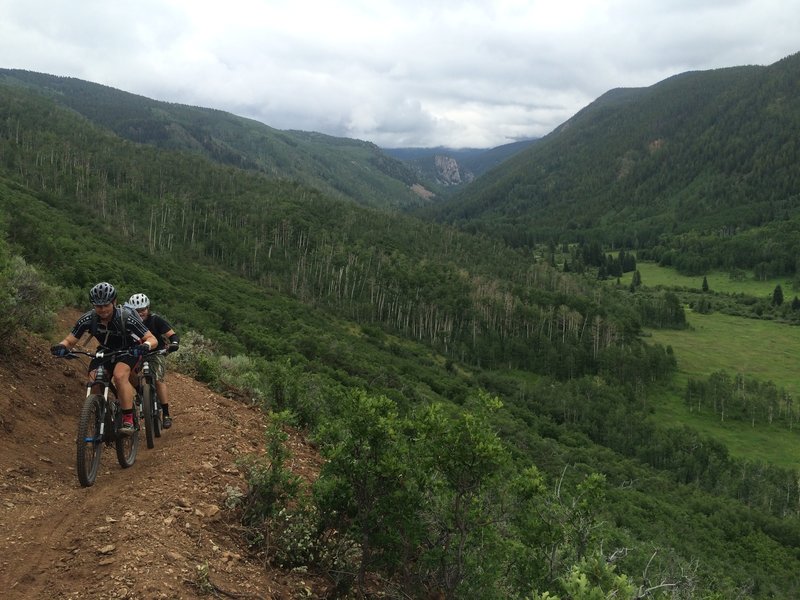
[[1, 0, 798, 148]]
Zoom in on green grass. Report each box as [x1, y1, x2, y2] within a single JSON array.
[[623, 258, 800, 467], [618, 261, 797, 298], [647, 311, 800, 468], [649, 311, 800, 395]]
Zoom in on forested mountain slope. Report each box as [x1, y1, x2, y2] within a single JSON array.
[[422, 52, 800, 276], [0, 68, 431, 209], [4, 64, 800, 597], [0, 78, 649, 377]]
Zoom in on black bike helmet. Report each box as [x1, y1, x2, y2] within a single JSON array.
[[89, 281, 117, 305]]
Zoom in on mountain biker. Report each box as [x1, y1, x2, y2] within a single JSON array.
[[126, 293, 180, 429], [50, 282, 158, 435]]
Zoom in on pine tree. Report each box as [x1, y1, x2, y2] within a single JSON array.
[[772, 284, 784, 306]]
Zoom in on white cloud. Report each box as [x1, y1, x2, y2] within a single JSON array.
[[1, 0, 797, 147]]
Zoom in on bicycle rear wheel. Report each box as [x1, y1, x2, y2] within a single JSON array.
[[141, 384, 155, 449], [151, 383, 162, 439], [76, 394, 104, 487], [115, 402, 139, 467]]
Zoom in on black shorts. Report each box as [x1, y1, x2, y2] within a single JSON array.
[[89, 353, 141, 375]]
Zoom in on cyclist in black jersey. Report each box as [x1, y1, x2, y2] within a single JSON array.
[[51, 282, 158, 434], [127, 293, 180, 429]]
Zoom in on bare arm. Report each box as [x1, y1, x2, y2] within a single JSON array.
[[141, 330, 159, 350], [57, 333, 80, 350]]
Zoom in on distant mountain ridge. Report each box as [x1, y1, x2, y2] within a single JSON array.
[[422, 52, 800, 259], [383, 139, 539, 188], [0, 69, 541, 207], [7, 52, 800, 279], [0, 68, 434, 209]]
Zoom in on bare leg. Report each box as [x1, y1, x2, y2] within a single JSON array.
[[113, 362, 135, 410]]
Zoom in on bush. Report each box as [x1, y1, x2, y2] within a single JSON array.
[[218, 355, 268, 404], [240, 411, 302, 530], [169, 330, 218, 381], [266, 501, 360, 596], [0, 250, 63, 343]]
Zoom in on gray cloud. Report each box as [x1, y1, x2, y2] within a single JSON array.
[[1, 0, 797, 148]]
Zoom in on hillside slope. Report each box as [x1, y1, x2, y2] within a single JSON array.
[[0, 68, 431, 210], [0, 312, 327, 599], [422, 52, 800, 249]]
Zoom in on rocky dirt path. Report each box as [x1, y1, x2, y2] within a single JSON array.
[[0, 314, 325, 599]]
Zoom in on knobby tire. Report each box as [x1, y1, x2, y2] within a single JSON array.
[[141, 383, 155, 449], [115, 401, 139, 468], [152, 384, 162, 439], [76, 394, 104, 487]]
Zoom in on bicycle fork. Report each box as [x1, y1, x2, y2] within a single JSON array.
[[141, 363, 159, 414], [86, 364, 114, 443]]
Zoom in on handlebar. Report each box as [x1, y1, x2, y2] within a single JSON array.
[[146, 348, 169, 357], [59, 347, 168, 360], [61, 348, 130, 360]]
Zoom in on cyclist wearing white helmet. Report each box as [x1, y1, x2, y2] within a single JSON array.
[[127, 293, 180, 429], [51, 282, 158, 434]]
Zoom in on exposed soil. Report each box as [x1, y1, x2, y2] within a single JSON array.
[[0, 310, 329, 599]]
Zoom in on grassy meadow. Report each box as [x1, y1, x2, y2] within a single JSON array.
[[628, 262, 800, 468], [648, 311, 800, 468], [621, 260, 798, 298], [649, 311, 800, 396]]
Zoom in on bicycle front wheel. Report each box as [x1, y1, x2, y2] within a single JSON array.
[[141, 384, 155, 449], [76, 394, 104, 487], [115, 403, 139, 468]]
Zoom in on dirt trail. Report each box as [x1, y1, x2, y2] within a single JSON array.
[[0, 312, 325, 599]]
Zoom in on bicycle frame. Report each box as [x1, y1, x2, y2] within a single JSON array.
[[84, 361, 116, 445], [136, 348, 167, 448], [60, 347, 140, 486]]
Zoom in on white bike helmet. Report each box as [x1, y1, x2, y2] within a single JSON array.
[[128, 293, 150, 309]]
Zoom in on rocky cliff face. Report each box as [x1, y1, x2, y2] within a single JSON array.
[[434, 154, 474, 186]]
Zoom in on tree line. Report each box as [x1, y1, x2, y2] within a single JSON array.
[[686, 370, 797, 428]]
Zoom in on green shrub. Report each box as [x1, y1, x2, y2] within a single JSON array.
[[0, 248, 63, 342], [169, 330, 218, 380], [268, 500, 359, 595], [218, 355, 268, 404], [240, 411, 302, 533]]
